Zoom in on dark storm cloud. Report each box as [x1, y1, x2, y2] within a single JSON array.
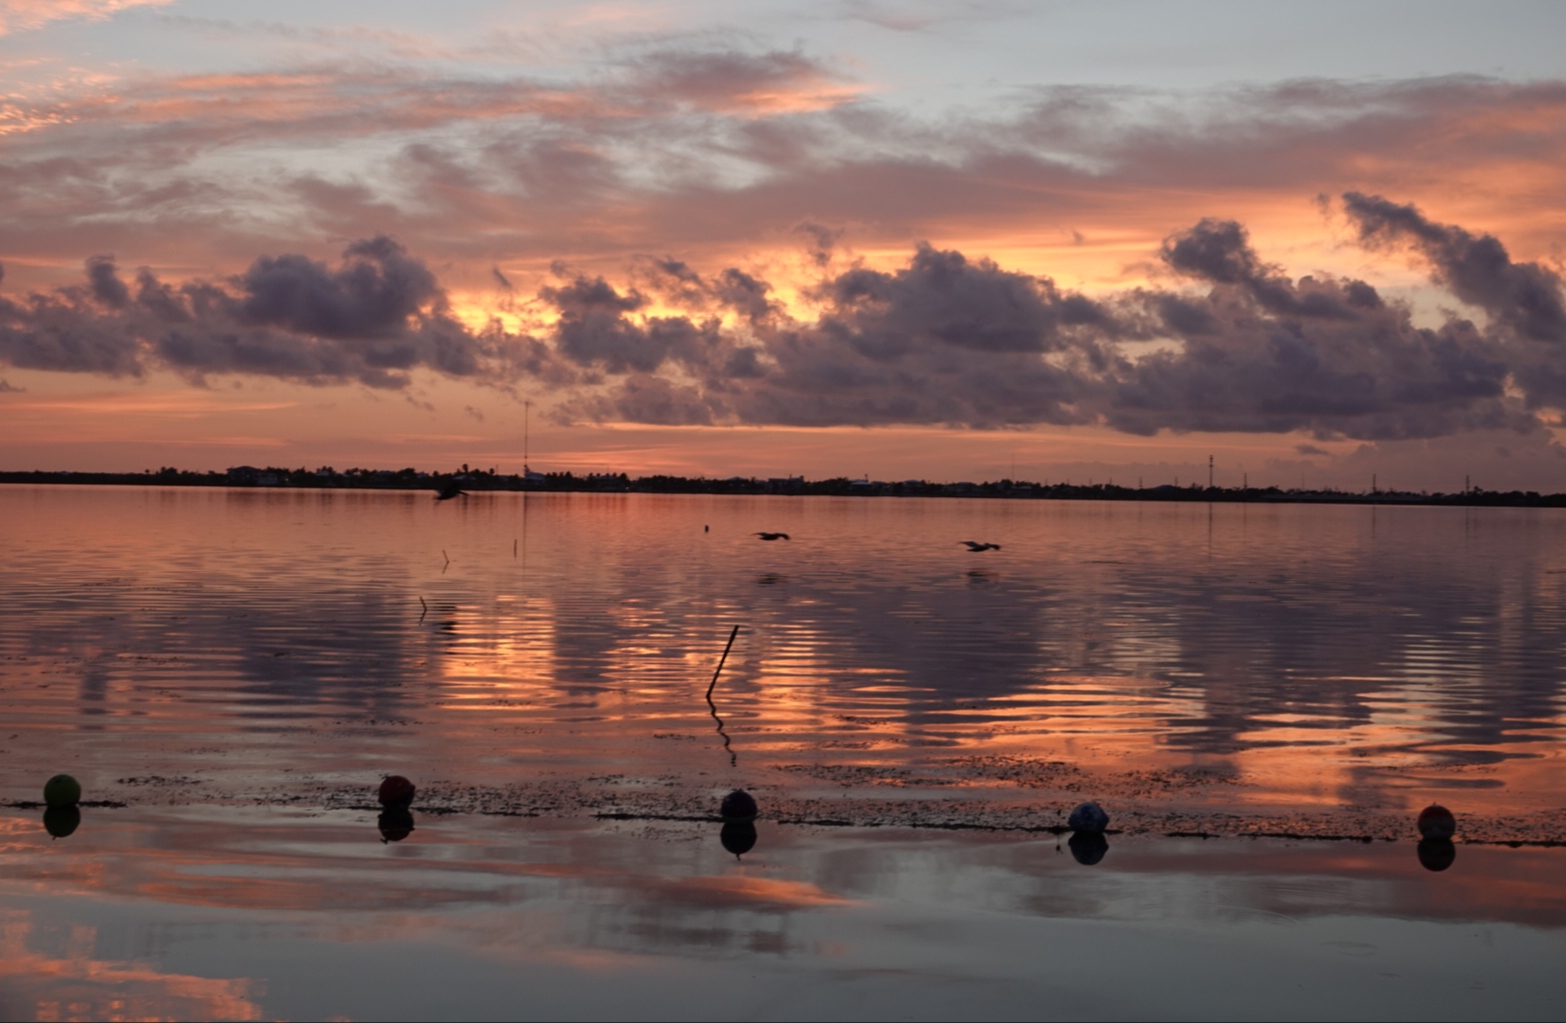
[[86, 255, 131, 309], [542, 275, 724, 375], [4, 203, 1565, 441], [1161, 219, 1359, 320], [636, 258, 778, 325], [235, 236, 440, 339], [0, 238, 558, 388], [1099, 217, 1526, 439], [703, 243, 1119, 428], [0, 264, 151, 376], [1344, 193, 1566, 409], [552, 242, 1118, 429], [1344, 192, 1566, 344]]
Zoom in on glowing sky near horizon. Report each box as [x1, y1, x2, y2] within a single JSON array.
[[3, 0, 1566, 489]]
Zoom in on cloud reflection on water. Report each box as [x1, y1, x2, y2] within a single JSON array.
[[1, 810, 1564, 1020], [1, 487, 1564, 824]]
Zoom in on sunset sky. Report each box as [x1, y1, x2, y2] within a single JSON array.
[[3, 0, 1565, 489]]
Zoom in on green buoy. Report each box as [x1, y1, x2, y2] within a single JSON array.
[[43, 774, 81, 808]]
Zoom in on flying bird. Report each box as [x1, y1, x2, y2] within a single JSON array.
[[961, 541, 1001, 551], [755, 532, 791, 541], [435, 481, 468, 501]]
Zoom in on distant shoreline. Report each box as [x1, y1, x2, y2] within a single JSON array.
[[3, 468, 1562, 508]]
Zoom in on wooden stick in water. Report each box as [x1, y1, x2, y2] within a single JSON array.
[[706, 625, 742, 767], [706, 625, 741, 699]]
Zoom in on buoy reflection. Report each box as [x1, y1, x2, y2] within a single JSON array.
[[1067, 831, 1109, 865], [720, 822, 757, 859], [42, 805, 81, 839], [378, 807, 415, 843], [1417, 837, 1456, 872]]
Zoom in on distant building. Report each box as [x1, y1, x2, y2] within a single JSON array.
[[227, 466, 281, 486]]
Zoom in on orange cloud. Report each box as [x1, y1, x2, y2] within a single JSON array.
[[0, 0, 170, 37]]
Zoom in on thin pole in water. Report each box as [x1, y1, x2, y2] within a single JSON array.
[[707, 625, 741, 700], [706, 625, 742, 767]]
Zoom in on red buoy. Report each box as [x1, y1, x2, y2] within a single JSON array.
[[378, 775, 416, 808], [1417, 804, 1456, 840]]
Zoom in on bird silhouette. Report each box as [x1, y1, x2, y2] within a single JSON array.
[[755, 532, 790, 541], [435, 481, 468, 501], [961, 541, 1001, 551]]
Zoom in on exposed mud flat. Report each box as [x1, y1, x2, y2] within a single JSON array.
[[49, 759, 1565, 847]]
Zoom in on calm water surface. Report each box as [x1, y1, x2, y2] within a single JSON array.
[[2, 486, 1564, 1019]]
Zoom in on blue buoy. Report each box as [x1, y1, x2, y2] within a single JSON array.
[[1067, 801, 1109, 833]]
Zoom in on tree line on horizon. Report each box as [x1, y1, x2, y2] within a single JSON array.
[[1, 465, 1561, 507]]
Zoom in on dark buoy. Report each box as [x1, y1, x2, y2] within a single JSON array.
[[1067, 801, 1109, 834], [43, 806, 81, 839], [1068, 831, 1108, 865], [1417, 804, 1456, 840], [43, 774, 81, 808], [720, 789, 758, 822], [378, 808, 415, 843], [720, 822, 757, 859], [378, 775, 416, 808], [1417, 837, 1456, 872]]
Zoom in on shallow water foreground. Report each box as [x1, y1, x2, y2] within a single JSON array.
[[2, 485, 1566, 1017], [2, 807, 1564, 1022]]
